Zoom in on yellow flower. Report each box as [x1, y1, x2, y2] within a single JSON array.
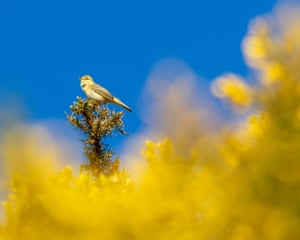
[[260, 62, 285, 84], [242, 17, 271, 68], [211, 74, 252, 108]]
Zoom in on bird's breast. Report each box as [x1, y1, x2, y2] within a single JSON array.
[[85, 88, 106, 103], [81, 81, 107, 103]]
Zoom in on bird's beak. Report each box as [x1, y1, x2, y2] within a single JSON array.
[[79, 77, 82, 81]]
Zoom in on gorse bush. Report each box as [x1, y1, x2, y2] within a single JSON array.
[[66, 97, 127, 177], [1, 4, 300, 240]]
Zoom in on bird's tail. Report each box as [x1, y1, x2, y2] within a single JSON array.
[[113, 97, 132, 112]]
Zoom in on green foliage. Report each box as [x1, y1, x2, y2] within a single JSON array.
[[66, 97, 128, 177]]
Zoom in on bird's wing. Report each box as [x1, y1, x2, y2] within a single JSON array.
[[90, 83, 114, 102]]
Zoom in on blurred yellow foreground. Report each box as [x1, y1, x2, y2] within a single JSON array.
[[1, 4, 300, 240]]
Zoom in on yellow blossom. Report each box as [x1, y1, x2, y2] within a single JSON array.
[[211, 74, 252, 108]]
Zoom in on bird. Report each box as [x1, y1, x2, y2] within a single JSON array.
[[79, 74, 132, 112]]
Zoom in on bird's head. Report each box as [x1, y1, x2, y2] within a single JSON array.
[[79, 75, 94, 82]]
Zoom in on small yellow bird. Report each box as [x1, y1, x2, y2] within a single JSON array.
[[79, 75, 132, 112]]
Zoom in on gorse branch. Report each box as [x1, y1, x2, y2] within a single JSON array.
[[66, 96, 128, 177]]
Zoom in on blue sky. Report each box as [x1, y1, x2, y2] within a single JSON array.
[[0, 0, 278, 152]]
